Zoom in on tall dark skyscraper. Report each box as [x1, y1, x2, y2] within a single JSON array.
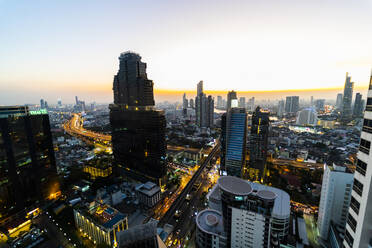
[[247, 106, 269, 183], [221, 108, 247, 177], [341, 72, 354, 121], [0, 106, 59, 223], [353, 92, 363, 118], [110, 52, 166, 185], [227, 90, 237, 110]]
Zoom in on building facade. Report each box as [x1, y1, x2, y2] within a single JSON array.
[[341, 72, 354, 121], [222, 108, 247, 177], [195, 81, 214, 128], [247, 107, 269, 182], [227, 91, 237, 111], [296, 108, 318, 126], [317, 163, 353, 242], [336, 93, 343, 110], [135, 181, 161, 208], [74, 202, 128, 247], [277, 100, 285, 117], [285, 96, 299, 114], [0, 106, 59, 224], [110, 52, 167, 185], [198, 176, 290, 248], [353, 93, 363, 118], [343, 71, 372, 248]]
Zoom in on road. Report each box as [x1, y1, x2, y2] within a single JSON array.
[[63, 113, 111, 144]]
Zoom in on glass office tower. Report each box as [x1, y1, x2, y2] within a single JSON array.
[[0, 106, 59, 223]]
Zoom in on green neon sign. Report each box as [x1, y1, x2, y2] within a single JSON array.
[[29, 109, 48, 115]]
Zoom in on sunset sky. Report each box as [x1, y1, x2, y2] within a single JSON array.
[[1, 0, 372, 104]]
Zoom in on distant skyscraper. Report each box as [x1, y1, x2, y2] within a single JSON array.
[[196, 176, 290, 248], [278, 100, 285, 117], [336, 93, 343, 109], [247, 107, 269, 182], [221, 108, 247, 177], [182, 93, 188, 117], [189, 98, 194, 109], [296, 107, 318, 126], [341, 72, 354, 121], [310, 96, 314, 106], [217, 95, 223, 109], [40, 99, 45, 109], [110, 51, 166, 185], [343, 71, 372, 248], [44, 101, 48, 109], [75, 96, 79, 105], [318, 163, 353, 243], [353, 93, 363, 118], [314, 99, 325, 112], [57, 99, 62, 108], [195, 81, 213, 128], [226, 90, 237, 111], [238, 97, 246, 108], [285, 96, 299, 113], [247, 97, 255, 111], [0, 106, 59, 221], [197, 80, 203, 96]]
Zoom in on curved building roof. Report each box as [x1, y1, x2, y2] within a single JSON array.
[[196, 209, 225, 237], [217, 176, 252, 196]]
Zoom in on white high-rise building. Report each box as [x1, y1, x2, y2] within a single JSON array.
[[197, 176, 290, 248], [296, 107, 318, 126], [317, 163, 354, 243], [343, 71, 372, 248], [278, 100, 285, 117]]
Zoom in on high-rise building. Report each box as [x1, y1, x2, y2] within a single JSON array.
[[341, 72, 354, 121], [197, 80, 203, 96], [247, 107, 269, 182], [0, 106, 59, 223], [353, 93, 363, 118], [247, 97, 255, 111], [195, 81, 214, 128], [217, 96, 223, 109], [189, 98, 194, 109], [343, 71, 372, 248], [315, 99, 325, 112], [57, 99, 62, 108], [40, 99, 45, 109], [285, 96, 299, 114], [336, 93, 343, 110], [196, 176, 290, 248], [238, 97, 246, 108], [310, 96, 314, 106], [221, 108, 247, 177], [109, 52, 166, 185], [296, 107, 318, 126], [182, 93, 188, 117], [75, 96, 79, 105], [226, 91, 237, 111], [278, 100, 285, 117], [317, 163, 354, 244]]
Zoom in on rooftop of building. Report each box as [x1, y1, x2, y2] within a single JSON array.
[[117, 221, 158, 247], [217, 176, 252, 196], [75, 202, 126, 230], [0, 105, 48, 118], [217, 176, 290, 219], [196, 209, 225, 238], [135, 181, 161, 197]]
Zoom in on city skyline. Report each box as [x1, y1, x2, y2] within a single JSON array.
[[1, 0, 372, 103]]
